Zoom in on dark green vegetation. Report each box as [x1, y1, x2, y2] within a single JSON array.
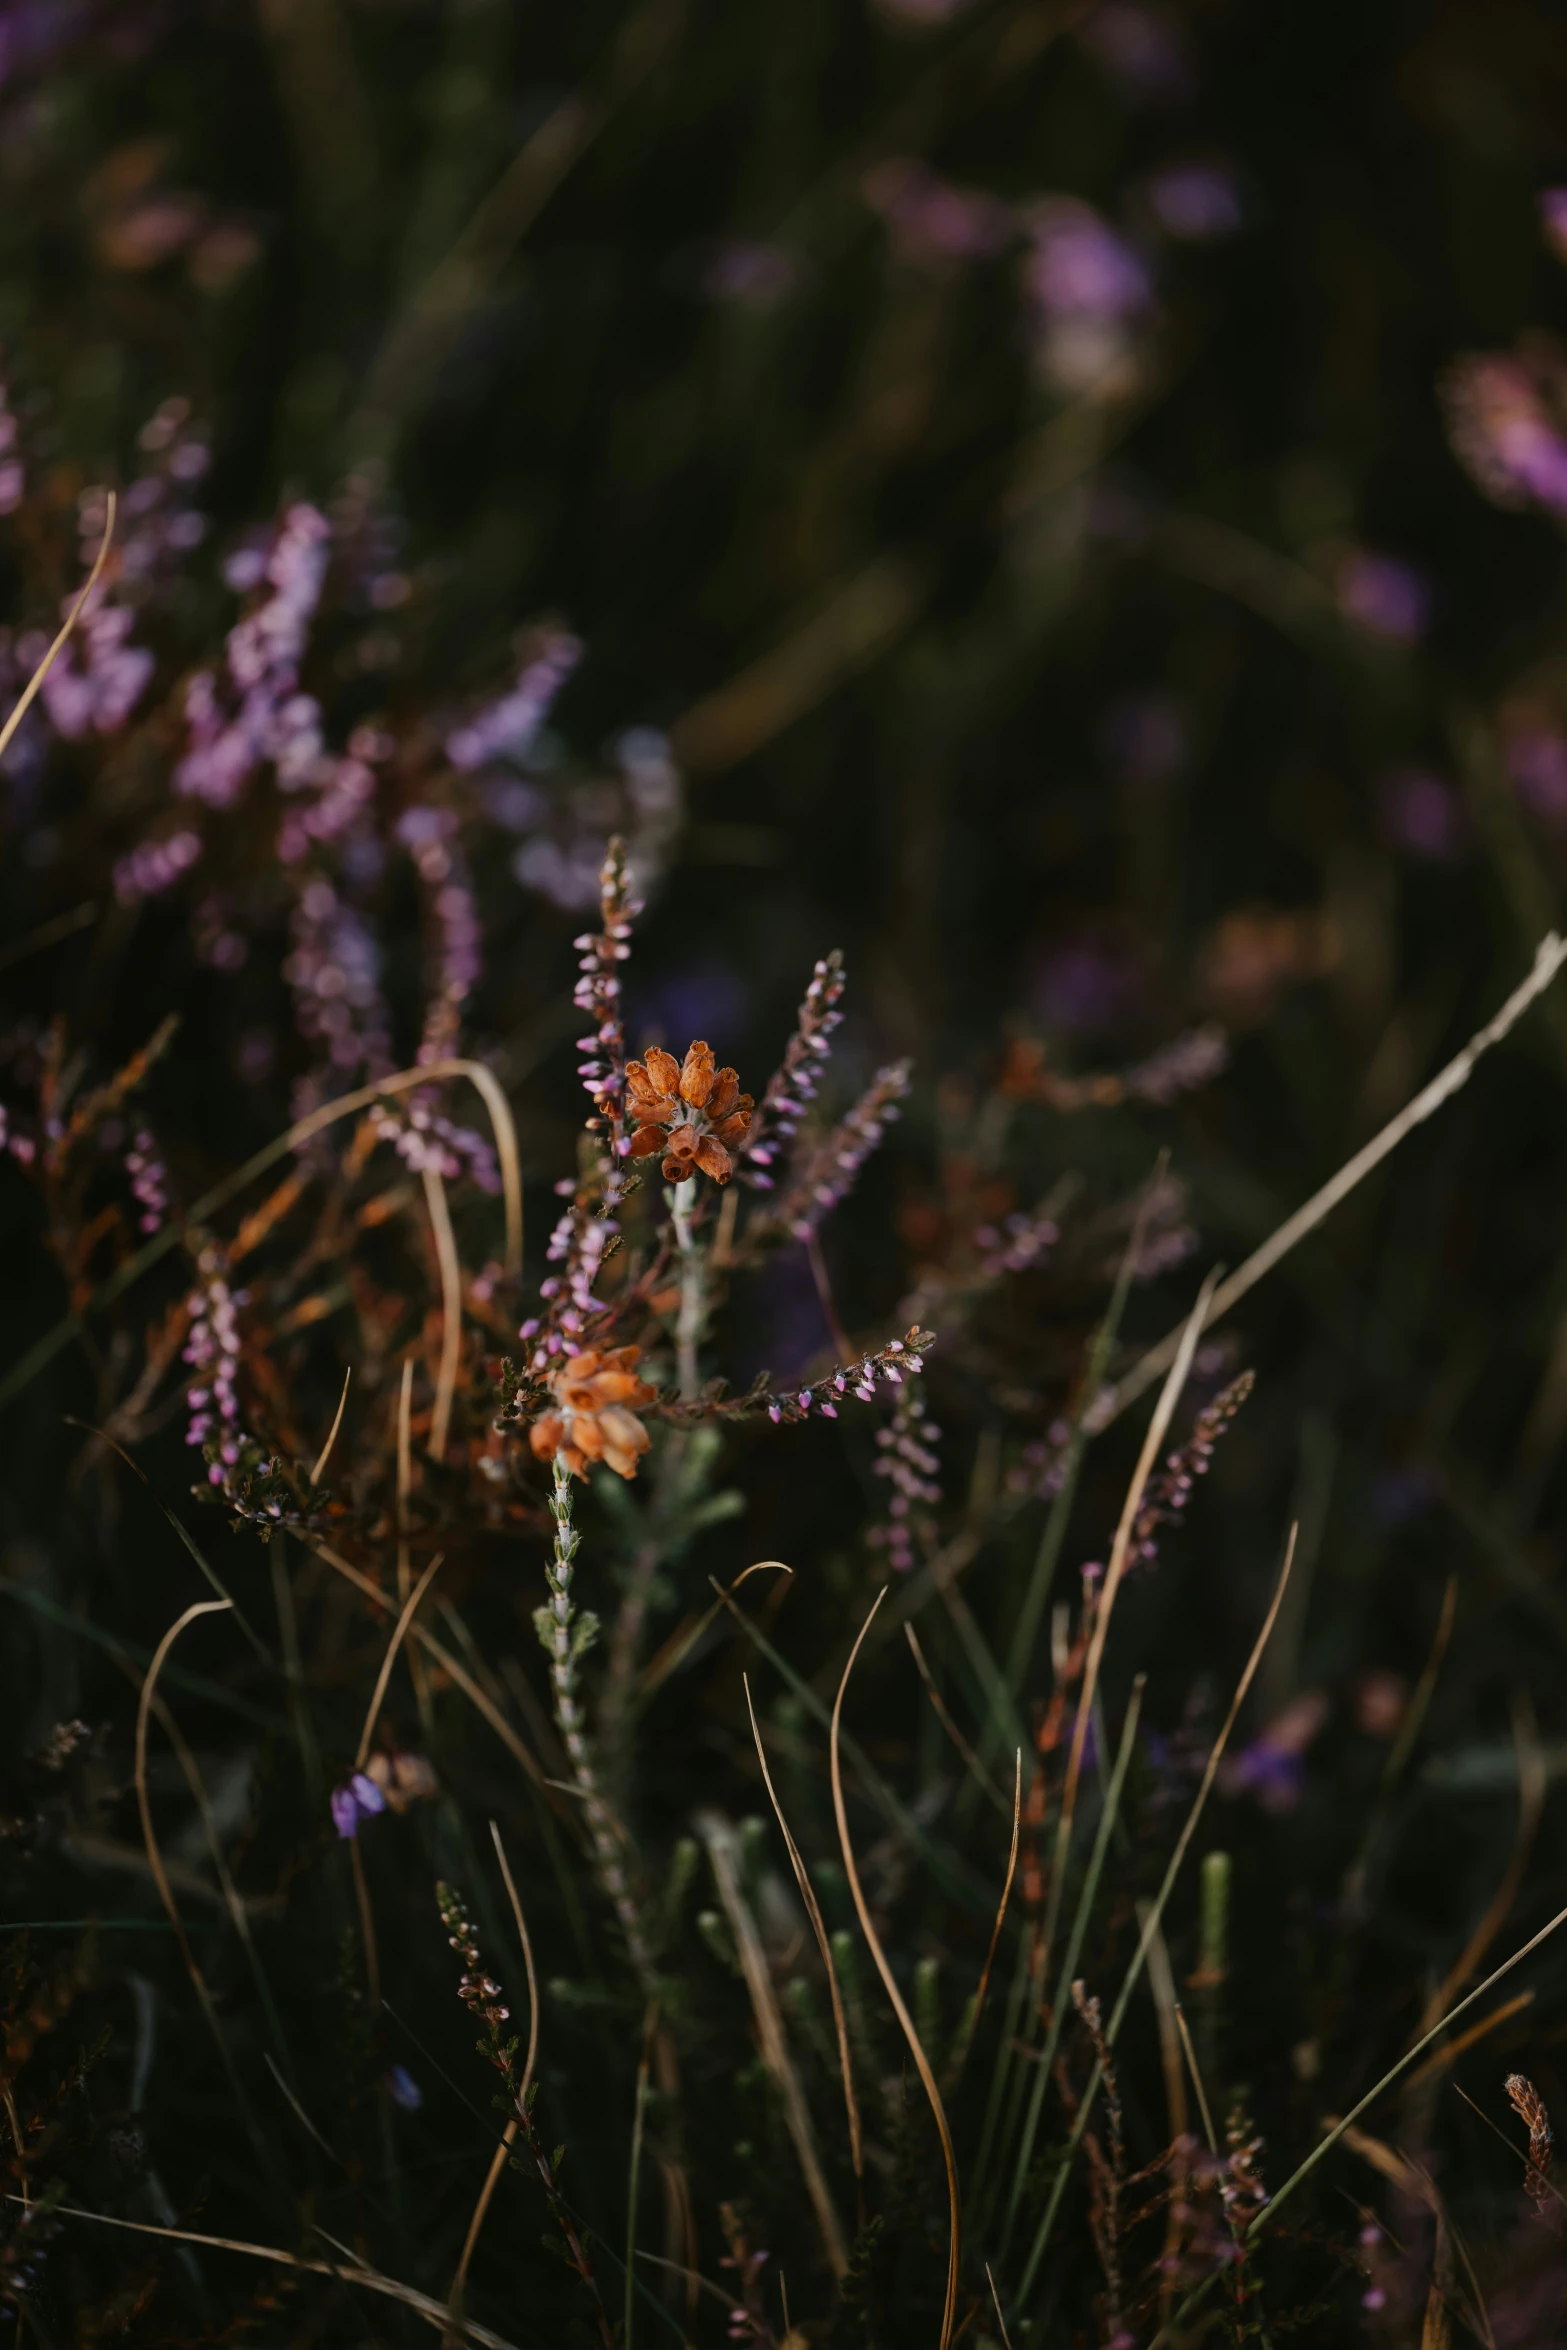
[[5, 1, 1567, 2341]]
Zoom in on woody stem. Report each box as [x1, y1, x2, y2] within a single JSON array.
[[669, 1185, 705, 1399], [546, 1454, 656, 1993]]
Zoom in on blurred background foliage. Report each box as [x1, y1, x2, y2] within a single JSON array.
[[9, 0, 1567, 2340]]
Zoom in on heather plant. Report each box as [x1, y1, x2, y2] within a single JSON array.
[[13, 2, 1567, 2346]]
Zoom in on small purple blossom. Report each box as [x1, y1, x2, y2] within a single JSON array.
[[176, 502, 330, 808], [758, 1057, 910, 1242], [1506, 727, 1567, 827], [1541, 187, 1567, 264], [114, 828, 202, 906], [868, 1380, 942, 1572], [1375, 766, 1466, 861], [1442, 348, 1567, 517], [384, 2064, 422, 2111], [331, 1771, 388, 1839], [125, 1128, 169, 1234], [863, 160, 1013, 266], [1026, 199, 1151, 322], [1100, 690, 1187, 783], [1336, 550, 1431, 644], [696, 239, 801, 308], [183, 1249, 247, 1473], [446, 631, 581, 771], [1146, 162, 1243, 241], [1079, 1, 1194, 103], [741, 952, 845, 1187]]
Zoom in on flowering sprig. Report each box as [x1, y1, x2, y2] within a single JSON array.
[[973, 1202, 1060, 1278], [573, 836, 635, 1183], [740, 950, 845, 1187], [436, 1880, 615, 2349], [446, 629, 582, 772], [1000, 1024, 1227, 1111], [761, 1325, 934, 1426], [519, 1184, 620, 1367], [176, 501, 331, 810], [183, 1248, 246, 1474], [868, 1379, 942, 1572], [124, 1128, 169, 1235], [1128, 1370, 1253, 1570], [755, 1058, 912, 1243]]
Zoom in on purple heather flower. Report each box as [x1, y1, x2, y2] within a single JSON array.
[[1442, 349, 1567, 517], [1374, 767, 1465, 861], [1026, 199, 1151, 321], [1541, 187, 1567, 264], [1336, 550, 1431, 644], [331, 1771, 388, 1839], [1023, 200, 1154, 394], [445, 631, 581, 772], [871, 0, 978, 22], [114, 828, 202, 906], [1100, 690, 1186, 783], [863, 160, 1013, 266], [1146, 162, 1243, 241], [1033, 940, 1134, 1033], [696, 240, 801, 308], [1506, 727, 1567, 826], [1079, 2, 1194, 104], [384, 2064, 422, 2111], [1220, 1690, 1328, 1813]]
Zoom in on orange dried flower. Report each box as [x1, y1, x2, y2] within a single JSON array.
[[529, 1343, 658, 1480], [625, 1039, 754, 1185]]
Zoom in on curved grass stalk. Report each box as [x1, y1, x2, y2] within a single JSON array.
[[0, 1054, 523, 1413], [744, 1672, 864, 2186], [994, 1679, 1145, 2261], [832, 1588, 960, 2350], [0, 493, 116, 766], [1013, 1526, 1296, 2305]]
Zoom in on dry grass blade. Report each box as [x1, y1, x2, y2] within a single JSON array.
[[423, 1164, 463, 1462], [985, 2263, 1016, 2350], [831, 1588, 960, 2350], [489, 1821, 540, 2101], [743, 1672, 863, 2183], [975, 1750, 1022, 2033], [1419, 1693, 1545, 2034], [0, 1053, 524, 1414], [1045, 1274, 1217, 1982], [1244, 1903, 1567, 2250], [0, 492, 116, 765], [639, 1559, 793, 1702], [354, 1551, 445, 1770], [1173, 1998, 1218, 2152], [1401, 1990, 1533, 2099], [135, 1599, 234, 1991], [309, 1539, 547, 1787], [696, 1808, 848, 2277], [3, 2197, 520, 2348], [1017, 1526, 1297, 2301], [904, 1622, 1011, 1815], [1094, 932, 1567, 1432], [1140, 1904, 1189, 2326], [310, 1367, 352, 1484]]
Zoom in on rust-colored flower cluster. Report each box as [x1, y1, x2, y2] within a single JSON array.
[[626, 1040, 752, 1184], [530, 1344, 658, 1479]]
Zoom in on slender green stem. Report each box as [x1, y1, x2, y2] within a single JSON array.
[[991, 1683, 1144, 2261], [624, 2031, 653, 2350]]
